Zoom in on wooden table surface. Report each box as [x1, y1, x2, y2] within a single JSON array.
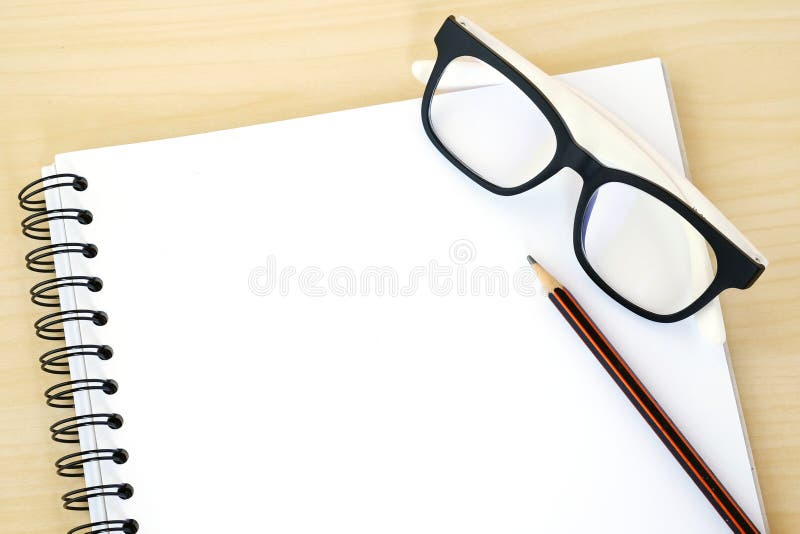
[[1, 1, 798, 532]]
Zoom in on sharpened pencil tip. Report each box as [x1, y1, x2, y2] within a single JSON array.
[[526, 254, 561, 292]]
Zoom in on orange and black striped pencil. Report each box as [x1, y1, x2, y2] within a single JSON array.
[[527, 255, 759, 534]]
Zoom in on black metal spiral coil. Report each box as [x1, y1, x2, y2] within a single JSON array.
[[56, 449, 129, 478], [21, 208, 94, 240], [20, 174, 137, 532], [18, 173, 88, 212], [62, 483, 134, 511], [67, 520, 139, 534], [50, 413, 124, 444], [34, 309, 108, 341], [45, 379, 118, 408], [31, 276, 103, 307], [25, 242, 98, 273], [39, 344, 113, 375]]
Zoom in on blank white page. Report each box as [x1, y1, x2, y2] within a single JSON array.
[[49, 58, 764, 532]]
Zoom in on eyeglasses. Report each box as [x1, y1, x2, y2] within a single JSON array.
[[419, 16, 768, 322]]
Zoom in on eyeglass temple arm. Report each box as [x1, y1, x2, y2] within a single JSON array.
[[411, 57, 726, 341]]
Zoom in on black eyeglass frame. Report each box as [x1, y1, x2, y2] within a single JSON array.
[[420, 16, 765, 323]]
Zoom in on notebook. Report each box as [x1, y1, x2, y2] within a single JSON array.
[[24, 58, 766, 533]]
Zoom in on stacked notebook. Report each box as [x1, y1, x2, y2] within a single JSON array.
[[22, 58, 766, 532]]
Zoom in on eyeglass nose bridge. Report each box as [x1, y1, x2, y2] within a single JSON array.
[[560, 142, 604, 184]]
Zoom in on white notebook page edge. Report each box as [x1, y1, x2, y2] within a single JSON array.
[[659, 63, 768, 531]]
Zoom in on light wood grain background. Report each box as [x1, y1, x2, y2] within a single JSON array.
[[1, 1, 798, 532]]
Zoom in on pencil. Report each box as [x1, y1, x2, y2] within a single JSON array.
[[526, 255, 759, 534]]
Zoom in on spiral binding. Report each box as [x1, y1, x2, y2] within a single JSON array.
[[26, 242, 98, 274], [56, 449, 129, 477], [20, 174, 138, 533], [39, 344, 114, 375], [67, 520, 139, 534], [62, 483, 134, 511], [31, 276, 104, 307], [45, 379, 118, 409], [34, 309, 108, 341]]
